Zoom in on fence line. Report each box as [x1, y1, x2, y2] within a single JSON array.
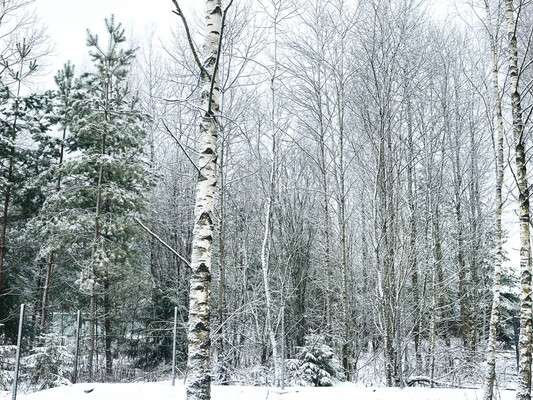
[[0, 305, 183, 393]]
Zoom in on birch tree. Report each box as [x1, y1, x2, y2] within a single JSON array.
[[505, 0, 532, 399], [171, 0, 233, 398], [329, 0, 355, 378], [354, 0, 433, 384]]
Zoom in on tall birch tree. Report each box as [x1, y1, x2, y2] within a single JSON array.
[[171, 1, 232, 399], [482, 1, 505, 398], [505, 1, 532, 399]]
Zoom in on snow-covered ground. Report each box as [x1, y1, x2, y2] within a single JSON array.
[[0, 381, 516, 400]]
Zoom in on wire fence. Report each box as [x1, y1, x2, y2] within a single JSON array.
[[0, 304, 521, 396], [0, 305, 183, 397]]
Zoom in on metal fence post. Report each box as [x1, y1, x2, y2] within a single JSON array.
[[171, 306, 177, 386], [72, 310, 81, 384], [12, 304, 25, 400]]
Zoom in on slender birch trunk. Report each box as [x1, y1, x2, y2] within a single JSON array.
[[452, 126, 469, 350], [333, 6, 351, 377], [468, 132, 481, 353], [317, 62, 332, 334], [339, 95, 350, 381], [320, 137, 332, 332], [217, 137, 225, 347], [260, 8, 280, 382], [483, 1, 505, 398], [406, 98, 421, 370], [427, 129, 446, 385], [175, 1, 224, 398], [257, 0, 287, 384], [505, 2, 532, 400], [429, 204, 443, 386], [261, 150, 279, 384]]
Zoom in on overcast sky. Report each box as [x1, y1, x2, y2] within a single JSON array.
[[33, 0, 197, 88], [33, 1, 456, 89]]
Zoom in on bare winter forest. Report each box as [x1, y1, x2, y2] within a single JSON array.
[[1, 0, 533, 400]]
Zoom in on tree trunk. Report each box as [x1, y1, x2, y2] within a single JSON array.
[[104, 272, 112, 378], [339, 138, 350, 380], [40, 125, 67, 333], [89, 77, 108, 377], [406, 99, 421, 371], [0, 140, 14, 292], [40, 253, 54, 333], [0, 77, 22, 293], [430, 204, 443, 386], [334, 27, 351, 379], [452, 129, 469, 350], [319, 100, 332, 334], [505, 2, 532, 400], [468, 117, 481, 356], [88, 279, 96, 380], [184, 0, 223, 398], [483, 1, 504, 398], [260, 49, 280, 392], [217, 135, 226, 355]]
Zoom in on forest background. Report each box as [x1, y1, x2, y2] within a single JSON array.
[[0, 0, 532, 398]]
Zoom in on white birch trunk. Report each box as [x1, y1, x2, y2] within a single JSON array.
[[483, 1, 504, 398], [186, 1, 222, 399], [260, 9, 280, 383], [505, 2, 532, 400], [333, 3, 350, 377], [260, 160, 279, 384]]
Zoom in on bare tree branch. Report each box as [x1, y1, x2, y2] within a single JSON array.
[[171, 0, 210, 80], [134, 217, 191, 268], [207, 0, 235, 115], [161, 118, 202, 176]]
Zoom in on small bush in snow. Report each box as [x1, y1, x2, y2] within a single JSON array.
[[25, 334, 72, 390], [0, 345, 16, 389], [287, 333, 341, 387], [0, 369, 13, 390]]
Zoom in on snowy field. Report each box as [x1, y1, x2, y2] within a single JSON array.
[[0, 381, 516, 400]]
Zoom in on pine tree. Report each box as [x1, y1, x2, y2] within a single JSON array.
[[0, 40, 54, 340], [38, 61, 76, 335], [39, 16, 152, 378]]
